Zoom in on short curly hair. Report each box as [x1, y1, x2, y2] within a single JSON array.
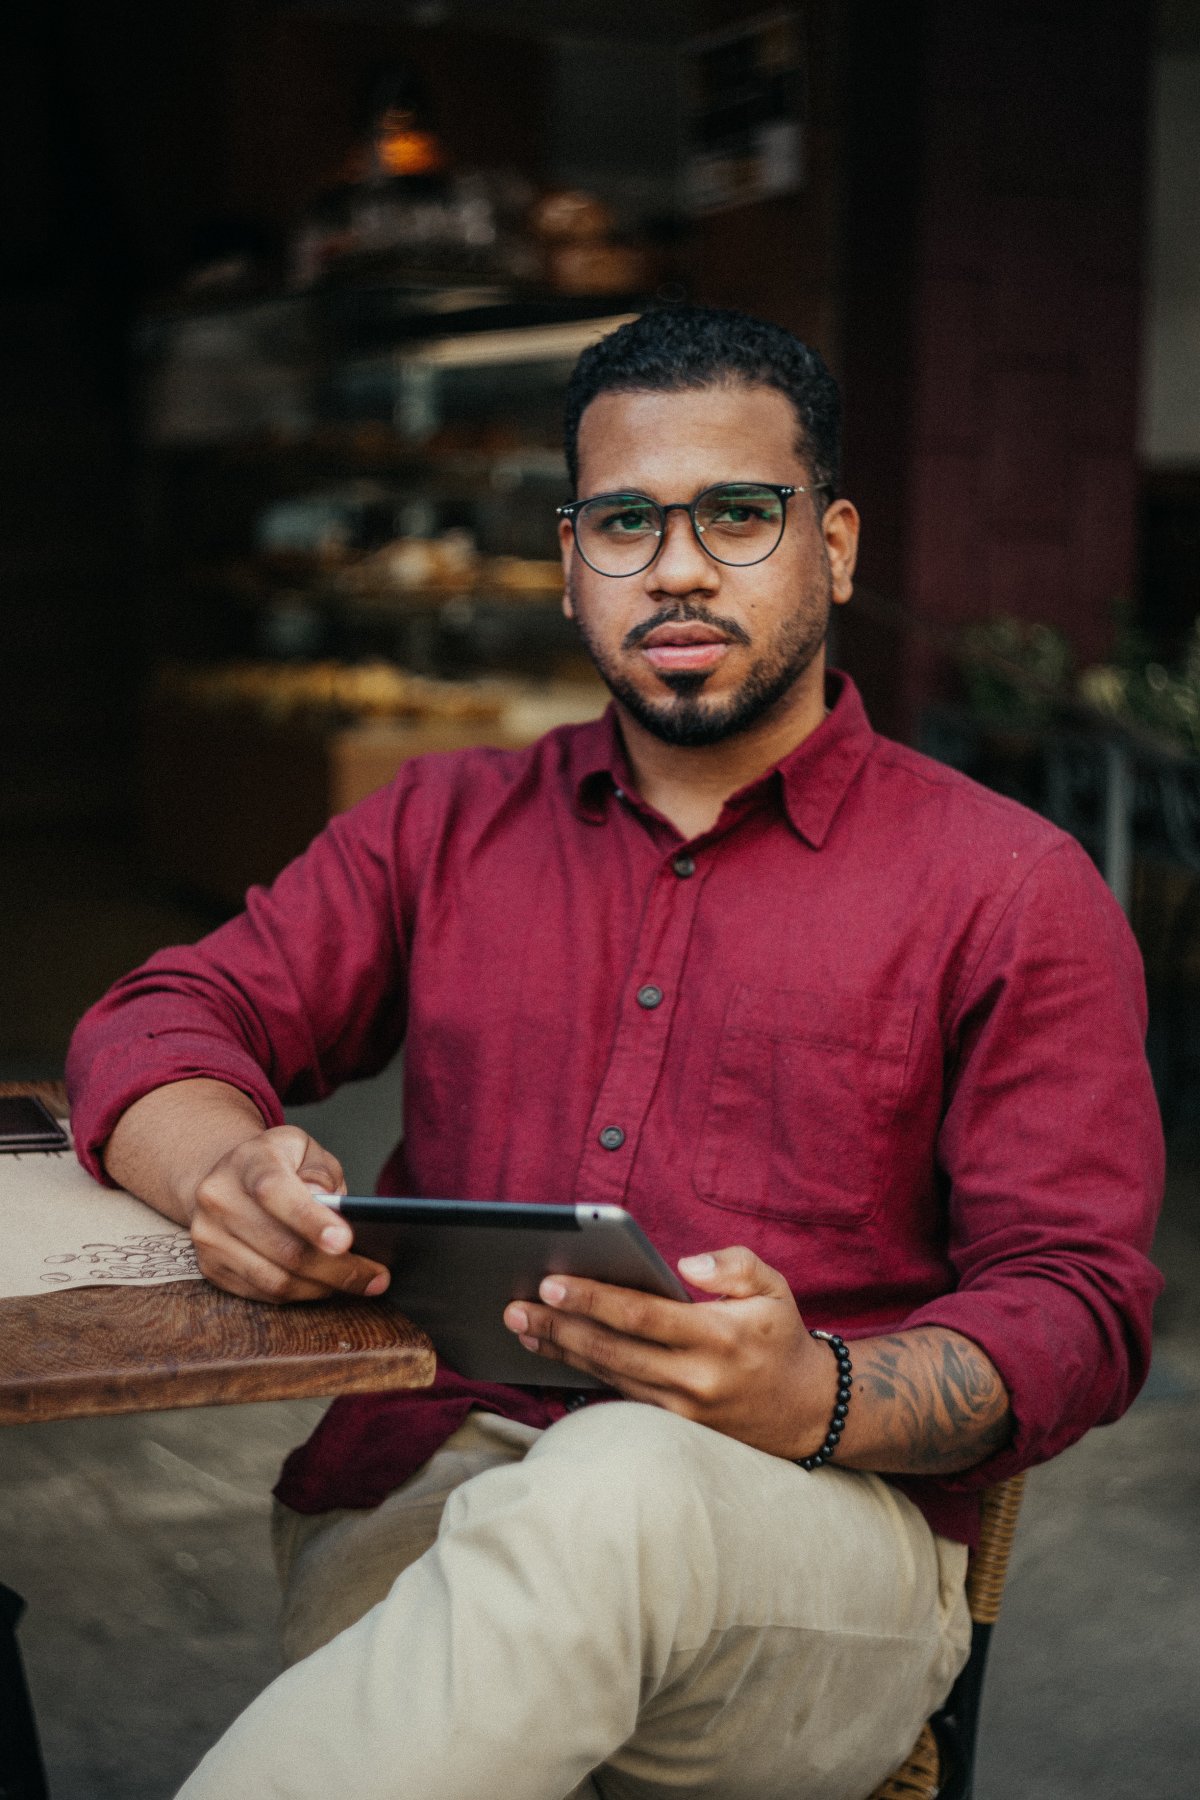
[[563, 305, 841, 497]]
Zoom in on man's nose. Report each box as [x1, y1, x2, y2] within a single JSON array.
[[644, 509, 718, 597]]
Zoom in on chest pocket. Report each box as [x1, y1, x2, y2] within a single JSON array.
[[693, 985, 915, 1226]]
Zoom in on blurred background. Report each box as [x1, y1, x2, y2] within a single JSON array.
[[0, 2, 1198, 1796]]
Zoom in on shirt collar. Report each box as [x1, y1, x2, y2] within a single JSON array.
[[570, 671, 874, 848], [776, 672, 875, 847], [570, 708, 639, 823]]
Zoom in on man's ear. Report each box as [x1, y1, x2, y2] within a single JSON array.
[[559, 517, 576, 619], [821, 498, 859, 606]]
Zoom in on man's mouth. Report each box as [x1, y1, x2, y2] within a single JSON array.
[[637, 621, 734, 676]]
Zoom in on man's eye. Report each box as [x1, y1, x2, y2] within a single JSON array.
[[597, 508, 655, 534], [704, 491, 780, 528]]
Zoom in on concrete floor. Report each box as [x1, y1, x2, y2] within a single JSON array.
[[2, 828, 1199, 1797]]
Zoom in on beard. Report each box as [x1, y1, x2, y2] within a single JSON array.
[[568, 571, 831, 748]]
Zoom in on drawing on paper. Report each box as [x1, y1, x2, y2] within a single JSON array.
[[40, 1232, 200, 1284]]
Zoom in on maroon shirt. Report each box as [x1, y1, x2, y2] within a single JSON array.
[[67, 676, 1164, 1546]]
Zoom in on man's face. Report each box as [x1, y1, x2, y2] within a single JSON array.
[[559, 382, 858, 748]]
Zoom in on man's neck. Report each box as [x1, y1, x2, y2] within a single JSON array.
[[615, 668, 830, 842]]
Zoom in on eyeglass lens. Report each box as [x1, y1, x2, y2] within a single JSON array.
[[573, 484, 788, 576]]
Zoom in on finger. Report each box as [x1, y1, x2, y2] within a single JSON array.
[[193, 1173, 389, 1297], [676, 1245, 793, 1302], [296, 1141, 347, 1192], [237, 1131, 352, 1255], [233, 1137, 361, 1267], [506, 1317, 671, 1405], [193, 1232, 341, 1305], [255, 1116, 345, 1216], [532, 1276, 705, 1348], [505, 1301, 686, 1390]]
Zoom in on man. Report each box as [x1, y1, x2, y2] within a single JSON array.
[[68, 308, 1162, 1799]]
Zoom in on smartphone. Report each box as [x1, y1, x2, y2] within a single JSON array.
[[0, 1095, 70, 1154]]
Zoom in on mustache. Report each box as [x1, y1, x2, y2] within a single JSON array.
[[621, 604, 752, 654]]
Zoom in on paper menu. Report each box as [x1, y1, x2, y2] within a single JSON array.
[[0, 1139, 201, 1300]]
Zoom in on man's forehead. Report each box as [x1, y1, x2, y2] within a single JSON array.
[[574, 382, 805, 493]]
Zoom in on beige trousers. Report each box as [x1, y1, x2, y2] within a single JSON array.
[[177, 1403, 971, 1800]]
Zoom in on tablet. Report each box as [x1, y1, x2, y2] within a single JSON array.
[[318, 1197, 690, 1387]]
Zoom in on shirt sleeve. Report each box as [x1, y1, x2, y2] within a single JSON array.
[[902, 837, 1165, 1488], [66, 773, 423, 1184]]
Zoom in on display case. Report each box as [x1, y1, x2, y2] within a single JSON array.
[[137, 283, 639, 902]]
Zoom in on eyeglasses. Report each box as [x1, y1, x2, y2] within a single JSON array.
[[557, 481, 825, 579]]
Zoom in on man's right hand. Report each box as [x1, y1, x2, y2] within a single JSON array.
[[103, 1078, 391, 1306], [189, 1126, 391, 1304]]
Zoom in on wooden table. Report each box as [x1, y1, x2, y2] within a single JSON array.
[[0, 1082, 434, 1799], [0, 1082, 436, 1426]]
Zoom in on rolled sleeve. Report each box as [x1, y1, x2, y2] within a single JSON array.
[[66, 1026, 288, 1185], [904, 839, 1164, 1489]]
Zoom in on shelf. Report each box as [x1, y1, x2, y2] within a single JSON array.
[[150, 435, 566, 488], [184, 559, 563, 610], [137, 276, 602, 694], [142, 283, 649, 348]]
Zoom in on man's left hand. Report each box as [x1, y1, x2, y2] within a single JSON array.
[[503, 1246, 837, 1461]]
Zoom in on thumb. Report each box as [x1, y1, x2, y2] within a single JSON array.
[[677, 1245, 789, 1300], [294, 1136, 347, 1197]]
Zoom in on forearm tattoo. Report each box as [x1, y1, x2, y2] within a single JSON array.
[[855, 1329, 1013, 1474]]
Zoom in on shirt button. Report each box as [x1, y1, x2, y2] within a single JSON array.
[[672, 853, 696, 878], [563, 1392, 591, 1412], [598, 1125, 626, 1151], [636, 984, 663, 1009]]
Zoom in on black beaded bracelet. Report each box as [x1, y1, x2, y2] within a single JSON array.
[[797, 1330, 853, 1471]]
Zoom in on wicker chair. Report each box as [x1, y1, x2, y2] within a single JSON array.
[[868, 1474, 1027, 1800]]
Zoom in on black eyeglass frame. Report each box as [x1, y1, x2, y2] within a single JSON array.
[[556, 480, 830, 578]]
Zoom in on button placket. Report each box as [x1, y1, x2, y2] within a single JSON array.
[[575, 848, 708, 1202]]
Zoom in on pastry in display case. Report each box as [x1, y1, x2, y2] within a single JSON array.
[[137, 288, 635, 903]]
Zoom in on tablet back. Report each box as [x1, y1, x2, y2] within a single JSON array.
[[338, 1199, 688, 1387]]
